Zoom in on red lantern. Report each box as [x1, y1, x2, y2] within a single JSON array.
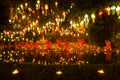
[[99, 10, 103, 18]]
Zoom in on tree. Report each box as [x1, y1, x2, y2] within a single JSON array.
[[88, 13, 120, 48]]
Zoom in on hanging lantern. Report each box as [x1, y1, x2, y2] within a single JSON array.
[[25, 3, 28, 8], [105, 6, 111, 15], [62, 11, 66, 19], [45, 4, 48, 16], [91, 13, 96, 23], [111, 5, 116, 15], [116, 5, 120, 15], [55, 1, 58, 7], [41, 6, 45, 15], [32, 32, 36, 36], [98, 10, 103, 18], [45, 4, 48, 10], [36, 0, 40, 10], [55, 16, 60, 26], [84, 14, 89, 28], [20, 4, 24, 11]]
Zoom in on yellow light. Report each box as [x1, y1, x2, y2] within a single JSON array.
[[28, 27, 30, 32], [55, 1, 58, 7], [91, 13, 95, 18], [9, 19, 12, 24], [105, 7, 110, 11], [22, 38, 24, 41], [3, 38, 6, 41], [70, 20, 73, 25], [12, 69, 19, 75], [26, 38, 28, 41], [36, 20, 38, 24], [22, 15, 26, 20], [80, 21, 84, 26], [28, 8, 32, 12], [91, 13, 96, 23], [17, 7, 20, 11], [20, 4, 23, 9], [25, 3, 28, 7], [116, 6, 120, 15], [36, 4, 40, 10], [37, 0, 40, 4], [56, 70, 62, 75], [1, 36, 3, 38], [97, 69, 104, 74], [45, 4, 48, 10], [105, 7, 111, 15]]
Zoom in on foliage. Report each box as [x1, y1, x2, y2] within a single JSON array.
[[88, 13, 120, 47]]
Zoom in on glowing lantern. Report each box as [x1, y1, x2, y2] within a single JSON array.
[[70, 20, 73, 25], [111, 5, 116, 15], [62, 11, 66, 18], [84, 14, 89, 28], [84, 14, 88, 19], [20, 4, 24, 11], [105, 6, 111, 15], [45, 4, 48, 16], [116, 5, 120, 15], [22, 15, 26, 20], [42, 10, 45, 15], [32, 32, 36, 36], [36, 0, 40, 10], [55, 1, 58, 7], [45, 4, 48, 10], [25, 3, 28, 8], [55, 16, 60, 26], [37, 0, 40, 4], [98, 10, 103, 18], [91, 13, 96, 23]]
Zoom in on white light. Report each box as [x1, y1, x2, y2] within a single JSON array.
[[84, 14, 88, 18], [17, 7, 20, 11], [70, 20, 73, 25]]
